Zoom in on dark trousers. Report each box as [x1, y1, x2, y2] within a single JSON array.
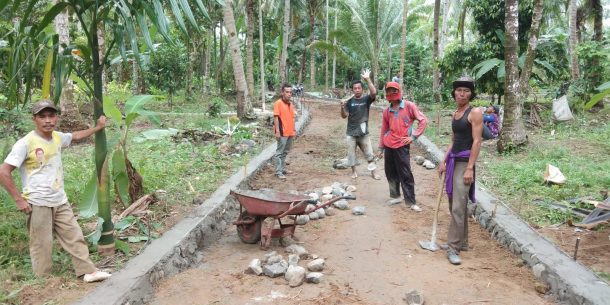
[[384, 145, 416, 205]]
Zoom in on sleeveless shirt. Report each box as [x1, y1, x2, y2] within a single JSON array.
[[451, 106, 474, 161]]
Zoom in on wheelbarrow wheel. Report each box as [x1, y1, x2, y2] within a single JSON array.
[[236, 211, 262, 244]]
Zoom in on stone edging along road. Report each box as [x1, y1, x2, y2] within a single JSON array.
[[74, 98, 609, 305]]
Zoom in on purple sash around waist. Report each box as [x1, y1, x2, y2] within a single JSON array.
[[445, 150, 476, 203]]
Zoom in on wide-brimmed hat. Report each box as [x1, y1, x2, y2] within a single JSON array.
[[385, 82, 401, 101], [31, 100, 59, 115]]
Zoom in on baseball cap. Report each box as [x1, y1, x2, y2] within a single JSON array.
[[385, 82, 401, 101], [452, 76, 475, 91], [31, 100, 59, 115]]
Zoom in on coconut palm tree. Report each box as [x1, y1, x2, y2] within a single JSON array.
[[569, 0, 580, 80], [224, 0, 252, 117], [398, 0, 409, 90]]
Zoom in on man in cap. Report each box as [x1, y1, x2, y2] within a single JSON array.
[[340, 69, 380, 180], [377, 82, 428, 211], [438, 76, 483, 265], [0, 100, 112, 282]]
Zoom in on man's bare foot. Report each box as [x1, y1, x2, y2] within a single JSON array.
[[351, 172, 358, 179], [371, 172, 381, 180]]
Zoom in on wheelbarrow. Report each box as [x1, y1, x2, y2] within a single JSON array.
[[231, 189, 356, 248]]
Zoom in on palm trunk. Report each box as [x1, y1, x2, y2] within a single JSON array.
[[246, 0, 256, 104], [332, 0, 337, 89], [223, 0, 252, 118], [432, 0, 441, 104], [439, 0, 451, 57], [324, 0, 329, 91], [53, 3, 86, 131], [568, 0, 580, 80], [309, 3, 317, 91], [518, 0, 543, 97], [399, 0, 408, 90], [498, 0, 527, 152], [97, 23, 106, 94], [90, 22, 114, 256], [279, 0, 291, 85], [259, 0, 266, 110]]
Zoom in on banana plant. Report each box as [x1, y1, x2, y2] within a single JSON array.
[[1, 0, 210, 256]]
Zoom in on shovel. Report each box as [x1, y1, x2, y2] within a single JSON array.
[[419, 171, 446, 252]]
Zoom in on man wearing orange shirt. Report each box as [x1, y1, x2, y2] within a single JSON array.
[[273, 84, 297, 179]]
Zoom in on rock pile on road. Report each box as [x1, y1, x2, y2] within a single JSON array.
[[245, 246, 327, 287]]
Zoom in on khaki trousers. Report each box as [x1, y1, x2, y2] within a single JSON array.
[[447, 161, 470, 253], [27, 203, 96, 277]]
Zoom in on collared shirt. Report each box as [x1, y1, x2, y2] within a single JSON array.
[[273, 99, 297, 137], [379, 100, 428, 149]]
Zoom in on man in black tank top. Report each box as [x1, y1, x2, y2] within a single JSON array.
[[438, 77, 483, 265]]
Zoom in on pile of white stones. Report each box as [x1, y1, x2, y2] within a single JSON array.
[[413, 155, 436, 170], [291, 182, 367, 225], [246, 245, 326, 287]]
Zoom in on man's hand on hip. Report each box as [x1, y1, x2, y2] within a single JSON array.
[[16, 197, 31, 214]]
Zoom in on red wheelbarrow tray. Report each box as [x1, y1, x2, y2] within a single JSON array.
[[230, 189, 312, 217]]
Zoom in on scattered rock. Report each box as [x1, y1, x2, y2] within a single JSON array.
[[325, 207, 336, 216], [305, 204, 317, 213], [404, 289, 424, 305], [532, 263, 546, 278], [263, 251, 278, 262], [321, 194, 334, 201], [515, 258, 525, 267], [280, 236, 296, 246], [346, 185, 357, 192], [305, 272, 324, 284], [352, 206, 366, 215], [308, 211, 320, 220], [534, 281, 550, 294], [331, 182, 344, 190], [311, 254, 319, 260], [266, 254, 283, 265], [331, 187, 344, 197], [316, 208, 326, 219], [285, 244, 309, 259], [287, 254, 300, 266], [295, 215, 309, 225], [414, 156, 425, 165], [322, 186, 333, 194], [307, 258, 325, 272], [308, 192, 319, 201], [333, 199, 349, 210], [263, 260, 289, 278], [422, 160, 436, 169], [285, 265, 306, 287], [247, 259, 262, 275]]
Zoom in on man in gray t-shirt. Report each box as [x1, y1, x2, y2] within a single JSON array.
[[340, 69, 380, 180]]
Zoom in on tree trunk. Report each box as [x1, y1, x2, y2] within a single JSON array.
[[518, 0, 543, 98], [223, 0, 252, 118], [279, 0, 291, 85], [259, 0, 266, 110], [53, 3, 86, 131], [458, 7, 466, 45], [498, 0, 527, 152], [591, 0, 603, 108], [399, 0, 408, 90], [324, 0, 329, 91], [131, 59, 139, 95], [432, 0, 441, 103], [308, 1, 317, 91], [332, 0, 337, 89], [439, 0, 451, 57], [246, 0, 256, 104], [298, 51, 306, 85], [568, 0, 580, 80], [186, 36, 194, 99]]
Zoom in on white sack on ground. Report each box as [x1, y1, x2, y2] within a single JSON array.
[[544, 164, 567, 185], [552, 95, 574, 122]]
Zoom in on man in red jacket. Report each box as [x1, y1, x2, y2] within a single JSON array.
[[377, 82, 428, 211]]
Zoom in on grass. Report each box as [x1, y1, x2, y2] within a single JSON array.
[[0, 93, 274, 303]]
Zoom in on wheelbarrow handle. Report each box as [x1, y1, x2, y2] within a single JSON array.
[[315, 194, 357, 210], [277, 200, 308, 218]]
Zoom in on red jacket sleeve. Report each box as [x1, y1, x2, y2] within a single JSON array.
[[408, 102, 428, 139], [379, 108, 389, 149]]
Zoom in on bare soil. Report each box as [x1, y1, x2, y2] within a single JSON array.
[[151, 101, 557, 305]]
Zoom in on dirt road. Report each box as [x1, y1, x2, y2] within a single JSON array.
[[151, 101, 556, 305]]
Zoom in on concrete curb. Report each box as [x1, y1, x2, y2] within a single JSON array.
[[73, 106, 311, 305], [415, 135, 610, 305]]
